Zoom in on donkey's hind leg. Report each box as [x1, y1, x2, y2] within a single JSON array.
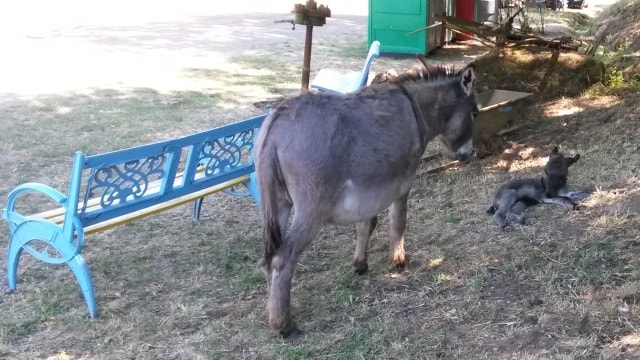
[[388, 192, 410, 271], [493, 211, 509, 228], [493, 189, 517, 229], [267, 209, 321, 338], [352, 216, 378, 275], [260, 196, 292, 278], [506, 200, 528, 224]]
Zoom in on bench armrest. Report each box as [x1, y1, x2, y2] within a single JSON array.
[[3, 182, 68, 231], [4, 183, 67, 214]]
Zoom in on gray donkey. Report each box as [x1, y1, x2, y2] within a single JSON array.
[[255, 56, 478, 337], [487, 146, 588, 229]]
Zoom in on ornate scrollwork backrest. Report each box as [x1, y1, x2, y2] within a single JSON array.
[[78, 117, 262, 220], [198, 129, 256, 177], [82, 155, 166, 216]]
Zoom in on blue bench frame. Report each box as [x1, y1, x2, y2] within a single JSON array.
[[310, 40, 381, 94], [2, 113, 266, 318]]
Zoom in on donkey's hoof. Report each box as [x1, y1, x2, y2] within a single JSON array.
[[390, 256, 410, 273], [279, 321, 303, 339], [501, 224, 514, 232], [352, 260, 369, 275], [570, 190, 593, 201], [354, 266, 368, 275]]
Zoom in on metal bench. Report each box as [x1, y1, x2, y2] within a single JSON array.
[[2, 113, 266, 318], [310, 41, 380, 94]]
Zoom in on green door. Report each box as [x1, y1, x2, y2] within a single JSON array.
[[368, 0, 428, 54]]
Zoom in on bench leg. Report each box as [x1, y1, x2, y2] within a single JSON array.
[[193, 197, 204, 221], [192, 174, 261, 221], [247, 172, 261, 208], [6, 220, 98, 318], [68, 254, 98, 318], [7, 238, 23, 291]]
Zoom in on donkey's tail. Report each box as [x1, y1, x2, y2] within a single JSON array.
[[256, 138, 285, 272]]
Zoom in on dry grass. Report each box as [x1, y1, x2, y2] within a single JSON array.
[[1, 4, 640, 360]]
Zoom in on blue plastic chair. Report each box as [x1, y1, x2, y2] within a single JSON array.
[[311, 41, 381, 94]]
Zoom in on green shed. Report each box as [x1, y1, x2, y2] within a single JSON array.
[[368, 0, 453, 55]]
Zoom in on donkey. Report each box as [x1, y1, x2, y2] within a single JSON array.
[[486, 146, 587, 229], [254, 55, 478, 337]]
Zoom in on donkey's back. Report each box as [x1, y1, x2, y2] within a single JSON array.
[[258, 85, 425, 224]]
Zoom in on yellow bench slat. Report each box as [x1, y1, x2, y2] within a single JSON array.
[[28, 175, 250, 234], [32, 166, 210, 222]]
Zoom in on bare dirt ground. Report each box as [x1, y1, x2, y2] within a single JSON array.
[[1, 1, 640, 359], [0, 1, 368, 103]]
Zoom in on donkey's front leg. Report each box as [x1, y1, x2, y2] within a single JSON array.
[[558, 188, 593, 201], [388, 192, 409, 271], [541, 196, 576, 209], [352, 216, 378, 275]]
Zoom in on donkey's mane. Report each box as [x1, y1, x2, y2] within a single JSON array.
[[397, 65, 457, 82], [369, 53, 465, 86]]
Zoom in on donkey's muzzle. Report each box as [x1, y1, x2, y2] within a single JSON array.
[[451, 139, 474, 161], [452, 151, 474, 161]]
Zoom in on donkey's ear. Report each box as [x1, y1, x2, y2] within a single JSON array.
[[459, 63, 476, 96], [569, 154, 580, 165], [416, 54, 429, 69], [550, 146, 559, 155]]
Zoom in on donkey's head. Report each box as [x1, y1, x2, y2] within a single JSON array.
[[542, 146, 580, 197], [389, 55, 478, 160], [435, 61, 477, 161]]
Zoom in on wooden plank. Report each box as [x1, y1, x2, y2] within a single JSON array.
[[421, 154, 440, 162], [425, 161, 460, 174]]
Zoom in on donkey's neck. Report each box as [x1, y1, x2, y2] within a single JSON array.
[[395, 83, 429, 150], [396, 80, 456, 148]]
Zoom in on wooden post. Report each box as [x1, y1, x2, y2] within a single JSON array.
[[440, 11, 447, 47], [301, 24, 314, 94]]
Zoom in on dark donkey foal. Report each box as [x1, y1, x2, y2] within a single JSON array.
[[487, 146, 589, 229], [255, 57, 478, 337]]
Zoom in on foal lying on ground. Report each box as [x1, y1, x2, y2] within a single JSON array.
[[487, 146, 590, 229]]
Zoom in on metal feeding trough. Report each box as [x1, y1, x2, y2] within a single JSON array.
[[474, 89, 533, 142]]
